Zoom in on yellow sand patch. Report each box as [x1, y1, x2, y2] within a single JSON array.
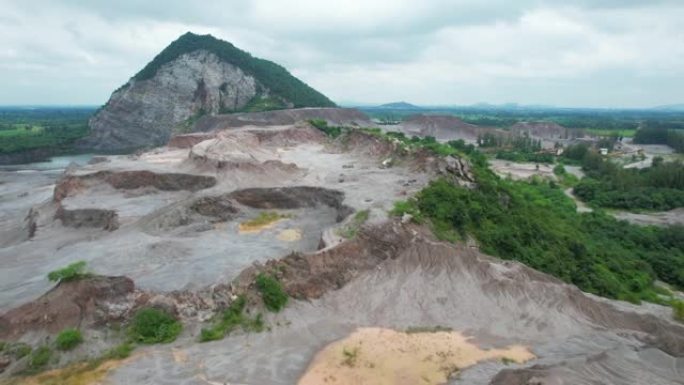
[[277, 228, 302, 242], [10, 355, 136, 385], [298, 327, 535, 385], [239, 211, 290, 234]]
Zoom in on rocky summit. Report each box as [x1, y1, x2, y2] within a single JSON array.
[[81, 32, 335, 152]]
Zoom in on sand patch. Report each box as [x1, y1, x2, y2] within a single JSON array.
[[298, 327, 535, 385], [277, 228, 302, 242]]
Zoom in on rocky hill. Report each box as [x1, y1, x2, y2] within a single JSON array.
[[82, 32, 335, 151]]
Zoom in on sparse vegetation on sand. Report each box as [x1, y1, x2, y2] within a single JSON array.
[[239, 211, 290, 232], [256, 273, 289, 312], [128, 307, 182, 344], [342, 346, 360, 367], [47, 261, 90, 283], [55, 328, 83, 351], [199, 295, 264, 342]]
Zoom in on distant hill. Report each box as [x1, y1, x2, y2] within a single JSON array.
[[376, 102, 423, 110], [82, 32, 335, 151], [652, 104, 684, 112]]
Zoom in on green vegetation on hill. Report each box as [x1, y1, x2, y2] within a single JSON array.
[[132, 32, 335, 110], [393, 157, 684, 304]]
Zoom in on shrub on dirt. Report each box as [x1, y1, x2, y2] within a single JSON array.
[[255, 274, 288, 312], [199, 295, 264, 342], [55, 328, 83, 351], [47, 261, 89, 283], [28, 346, 52, 371], [128, 308, 182, 344]]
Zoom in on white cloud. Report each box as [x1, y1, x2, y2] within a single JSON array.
[[0, 0, 682, 107]]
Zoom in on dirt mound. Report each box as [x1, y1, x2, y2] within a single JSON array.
[[337, 130, 400, 158], [55, 207, 119, 231], [400, 114, 502, 141], [168, 132, 215, 148], [510, 121, 576, 140], [242, 221, 684, 353], [54, 171, 216, 202], [229, 186, 352, 221], [194, 108, 371, 132], [0, 276, 134, 341]]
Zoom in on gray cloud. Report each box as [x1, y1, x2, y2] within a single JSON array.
[[0, 0, 682, 107]]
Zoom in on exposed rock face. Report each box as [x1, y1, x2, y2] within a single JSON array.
[[55, 207, 119, 231], [0, 276, 135, 341], [399, 114, 503, 141], [81, 32, 336, 152], [194, 107, 372, 132], [510, 121, 577, 140], [84, 50, 259, 151], [54, 170, 217, 202]]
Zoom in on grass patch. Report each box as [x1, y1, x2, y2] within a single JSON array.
[[501, 357, 516, 365], [4, 342, 32, 359], [199, 295, 264, 342], [255, 273, 289, 312], [104, 343, 134, 359], [47, 261, 89, 283], [128, 307, 182, 344], [673, 299, 684, 323], [337, 209, 370, 239], [55, 328, 83, 351]]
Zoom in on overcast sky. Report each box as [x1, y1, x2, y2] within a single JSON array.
[[1, 0, 682, 108]]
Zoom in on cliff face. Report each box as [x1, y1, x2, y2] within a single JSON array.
[[82, 33, 335, 152]]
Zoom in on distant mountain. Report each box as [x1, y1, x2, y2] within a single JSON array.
[[652, 104, 684, 112], [376, 102, 423, 110], [82, 32, 335, 151]]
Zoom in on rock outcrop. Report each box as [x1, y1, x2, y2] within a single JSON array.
[[81, 32, 335, 151], [0, 276, 135, 341]]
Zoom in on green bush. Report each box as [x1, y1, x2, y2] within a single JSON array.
[[128, 308, 182, 344], [47, 261, 89, 283], [55, 328, 83, 351], [199, 295, 264, 342], [255, 274, 288, 312], [28, 346, 52, 370]]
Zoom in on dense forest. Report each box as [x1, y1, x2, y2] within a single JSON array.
[[132, 32, 336, 109], [573, 154, 684, 210], [392, 158, 684, 304], [0, 107, 94, 155], [633, 124, 684, 153]]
